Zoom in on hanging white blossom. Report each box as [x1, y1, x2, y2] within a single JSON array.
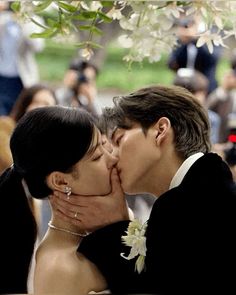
[[12, 0, 236, 64]]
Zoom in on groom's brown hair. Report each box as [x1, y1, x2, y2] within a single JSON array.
[[104, 85, 211, 159]]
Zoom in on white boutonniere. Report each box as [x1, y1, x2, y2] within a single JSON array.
[[121, 219, 148, 274]]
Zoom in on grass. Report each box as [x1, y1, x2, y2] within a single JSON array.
[[97, 46, 175, 92], [36, 40, 77, 84], [36, 40, 231, 92]]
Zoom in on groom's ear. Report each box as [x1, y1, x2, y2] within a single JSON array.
[[46, 171, 69, 192], [153, 117, 171, 146]]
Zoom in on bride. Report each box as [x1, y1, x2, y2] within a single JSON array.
[[0, 106, 129, 294]]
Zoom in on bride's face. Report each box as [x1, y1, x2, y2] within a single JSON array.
[[68, 130, 118, 195]]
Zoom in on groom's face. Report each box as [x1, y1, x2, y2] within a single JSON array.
[[112, 123, 158, 194]]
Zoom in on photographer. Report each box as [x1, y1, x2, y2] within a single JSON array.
[[56, 59, 100, 118], [168, 13, 221, 94], [224, 114, 236, 189], [173, 68, 221, 144], [206, 53, 236, 143]]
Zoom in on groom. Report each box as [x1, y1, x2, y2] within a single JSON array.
[[53, 85, 236, 294]]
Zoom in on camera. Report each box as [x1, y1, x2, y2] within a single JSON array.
[[78, 73, 89, 84], [225, 114, 236, 166], [227, 114, 236, 144], [176, 18, 194, 28]]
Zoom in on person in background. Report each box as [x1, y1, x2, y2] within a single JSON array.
[[0, 1, 45, 115], [56, 59, 100, 118], [0, 84, 57, 175], [206, 52, 236, 143], [0, 114, 15, 174], [173, 68, 221, 144], [0, 106, 125, 294], [168, 14, 221, 94], [221, 113, 236, 188]]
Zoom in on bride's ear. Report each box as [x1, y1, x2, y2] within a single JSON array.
[[46, 171, 69, 192], [153, 117, 171, 146]]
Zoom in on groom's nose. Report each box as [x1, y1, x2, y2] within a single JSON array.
[[106, 152, 118, 169]]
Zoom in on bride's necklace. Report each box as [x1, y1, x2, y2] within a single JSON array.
[[48, 221, 89, 237]]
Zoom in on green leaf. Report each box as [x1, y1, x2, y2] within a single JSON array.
[[101, 1, 114, 7], [80, 10, 98, 19], [78, 25, 102, 35], [10, 1, 21, 13], [74, 42, 87, 49], [46, 18, 60, 28], [87, 41, 103, 49], [30, 28, 58, 39], [79, 25, 93, 31], [74, 41, 103, 49], [97, 11, 112, 23], [90, 26, 103, 35], [72, 14, 87, 21], [72, 12, 96, 21], [58, 1, 78, 13], [34, 0, 53, 13]]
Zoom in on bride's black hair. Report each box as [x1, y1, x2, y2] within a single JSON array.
[[0, 106, 95, 293]]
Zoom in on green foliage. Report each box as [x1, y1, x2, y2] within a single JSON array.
[[10, 1, 21, 12], [36, 41, 175, 90], [36, 41, 230, 92], [34, 0, 53, 13], [36, 40, 76, 82]]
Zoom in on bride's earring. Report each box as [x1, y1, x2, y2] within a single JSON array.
[[64, 186, 72, 200]]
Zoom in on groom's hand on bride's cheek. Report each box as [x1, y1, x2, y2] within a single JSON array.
[[50, 168, 130, 232]]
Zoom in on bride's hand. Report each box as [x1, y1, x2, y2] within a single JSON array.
[[50, 168, 130, 232]]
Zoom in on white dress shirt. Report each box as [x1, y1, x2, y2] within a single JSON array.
[[169, 152, 204, 190]]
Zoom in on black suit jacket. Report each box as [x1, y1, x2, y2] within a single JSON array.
[[168, 41, 221, 94], [79, 153, 236, 294]]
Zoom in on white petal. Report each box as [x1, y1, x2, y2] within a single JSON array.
[[207, 41, 214, 54], [135, 255, 145, 273], [214, 15, 223, 30], [196, 36, 207, 48], [118, 35, 133, 48]]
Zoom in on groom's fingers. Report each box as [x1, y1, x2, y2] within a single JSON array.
[[111, 168, 123, 195], [53, 190, 93, 206], [50, 196, 84, 219]]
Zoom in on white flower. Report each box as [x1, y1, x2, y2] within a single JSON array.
[[196, 30, 227, 54], [121, 219, 148, 274], [80, 47, 94, 60], [16, 0, 236, 64], [107, 7, 123, 20], [118, 34, 133, 48], [81, 1, 102, 11]]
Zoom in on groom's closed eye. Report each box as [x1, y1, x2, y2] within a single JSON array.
[[112, 130, 124, 147], [114, 134, 123, 146]]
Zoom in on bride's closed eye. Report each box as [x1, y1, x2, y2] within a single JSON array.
[[92, 151, 104, 161], [92, 154, 103, 161]]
